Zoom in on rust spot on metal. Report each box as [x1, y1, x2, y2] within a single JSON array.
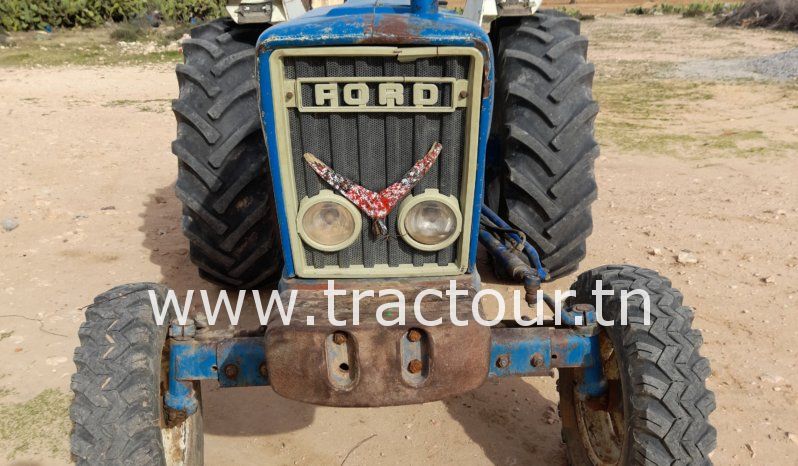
[[266, 275, 489, 406], [467, 38, 493, 100], [496, 354, 510, 368], [531, 353, 544, 368], [361, 15, 425, 45], [407, 359, 423, 374], [333, 331, 348, 345], [223, 364, 239, 379], [407, 328, 422, 342], [259, 362, 268, 378]]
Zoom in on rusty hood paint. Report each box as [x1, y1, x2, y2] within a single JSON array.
[[257, 0, 492, 51]]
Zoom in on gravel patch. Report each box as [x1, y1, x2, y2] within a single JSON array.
[[676, 48, 798, 81]]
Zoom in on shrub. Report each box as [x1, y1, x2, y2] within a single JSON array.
[[625, 6, 651, 15], [158, 0, 226, 23], [0, 0, 226, 32], [682, 3, 709, 17], [626, 2, 744, 18], [555, 7, 596, 21], [110, 21, 147, 41]]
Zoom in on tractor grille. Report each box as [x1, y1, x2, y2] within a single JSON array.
[[269, 47, 482, 277]]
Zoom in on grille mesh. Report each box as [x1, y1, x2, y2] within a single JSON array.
[[283, 54, 470, 270]]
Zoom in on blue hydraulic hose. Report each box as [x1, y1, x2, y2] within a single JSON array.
[[481, 205, 548, 281]]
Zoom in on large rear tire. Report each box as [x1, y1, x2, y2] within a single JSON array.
[[558, 266, 717, 465], [173, 19, 281, 289], [70, 283, 203, 465], [488, 12, 599, 278]]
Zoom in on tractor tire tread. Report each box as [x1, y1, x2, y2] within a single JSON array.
[[70, 284, 171, 465], [563, 265, 717, 465], [489, 11, 599, 278], [172, 18, 281, 289]]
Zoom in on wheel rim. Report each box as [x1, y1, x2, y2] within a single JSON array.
[[162, 412, 201, 466], [159, 341, 202, 466], [574, 333, 626, 465]]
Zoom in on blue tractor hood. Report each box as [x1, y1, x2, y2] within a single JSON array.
[[257, 0, 491, 58]]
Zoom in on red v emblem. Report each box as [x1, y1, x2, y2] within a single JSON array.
[[303, 142, 443, 236]]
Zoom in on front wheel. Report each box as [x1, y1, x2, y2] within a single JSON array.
[[70, 283, 203, 465], [558, 266, 716, 465]]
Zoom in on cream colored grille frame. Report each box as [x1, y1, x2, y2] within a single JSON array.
[[268, 46, 484, 278]]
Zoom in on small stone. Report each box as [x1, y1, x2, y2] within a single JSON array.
[[649, 247, 663, 256], [760, 373, 783, 384], [762, 276, 776, 284], [787, 432, 798, 444], [677, 251, 698, 264], [2, 218, 18, 232], [46, 356, 68, 366], [100, 205, 116, 211], [154, 195, 167, 204]]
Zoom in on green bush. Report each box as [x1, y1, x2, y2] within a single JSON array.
[[158, 0, 226, 23], [555, 7, 596, 21], [0, 0, 226, 32], [110, 21, 147, 41], [625, 5, 652, 15]]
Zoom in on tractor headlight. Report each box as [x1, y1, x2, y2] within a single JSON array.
[[297, 191, 361, 252], [398, 190, 462, 251]]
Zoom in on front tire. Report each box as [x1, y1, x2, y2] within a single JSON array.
[[70, 284, 203, 465], [558, 266, 716, 465], [488, 12, 599, 278]]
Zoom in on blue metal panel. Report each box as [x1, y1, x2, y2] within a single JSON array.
[[577, 334, 608, 398], [173, 342, 217, 380], [165, 342, 203, 414], [165, 337, 269, 414], [489, 327, 596, 378], [217, 337, 269, 387], [256, 0, 494, 277]]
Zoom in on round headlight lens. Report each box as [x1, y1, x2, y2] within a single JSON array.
[[301, 201, 357, 247], [404, 200, 458, 245]]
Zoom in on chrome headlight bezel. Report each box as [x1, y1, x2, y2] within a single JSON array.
[[397, 189, 463, 252], [296, 190, 362, 252]]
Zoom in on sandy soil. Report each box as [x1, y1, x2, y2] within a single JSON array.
[[1, 13, 797, 465]]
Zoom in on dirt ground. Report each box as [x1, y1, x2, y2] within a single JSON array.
[[1, 12, 797, 466]]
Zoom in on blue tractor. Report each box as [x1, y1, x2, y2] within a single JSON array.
[[69, 0, 716, 464]]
